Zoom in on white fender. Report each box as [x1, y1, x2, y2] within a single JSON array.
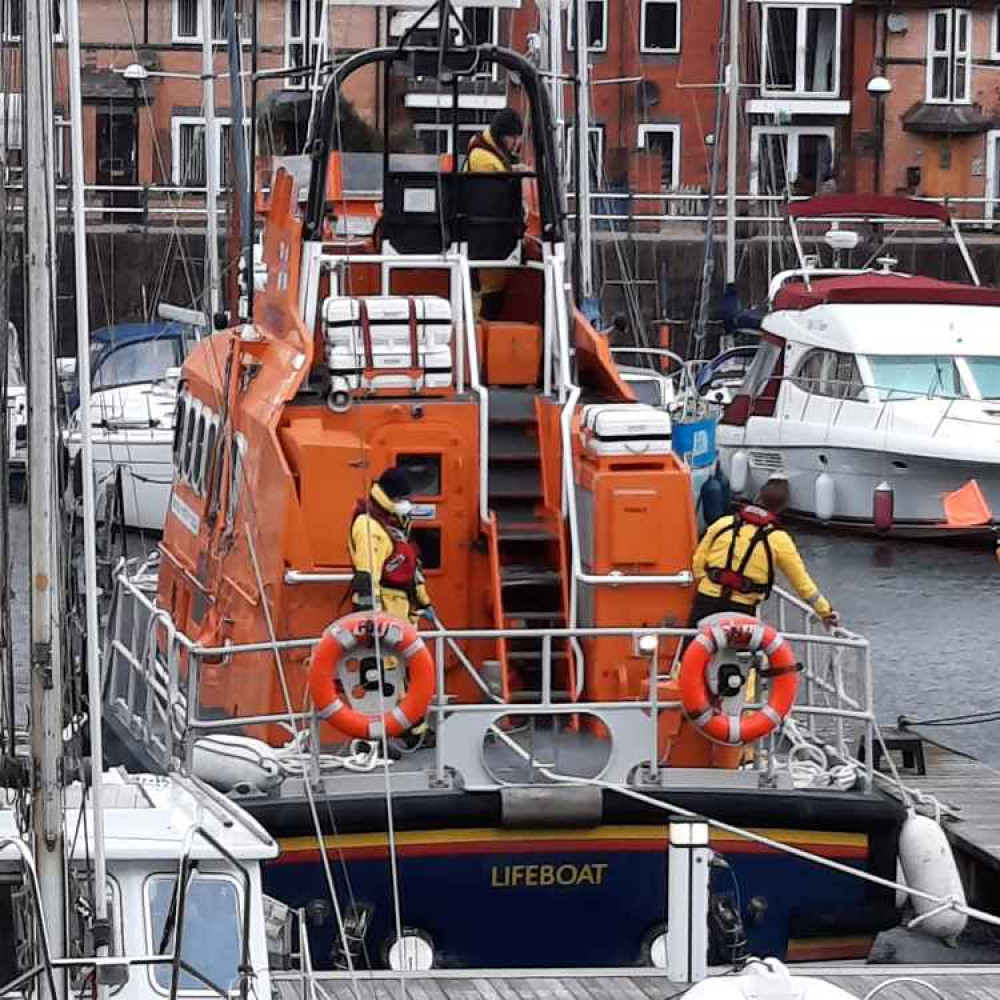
[[191, 734, 283, 793], [899, 811, 967, 943], [684, 959, 858, 1000], [730, 450, 749, 494], [815, 472, 835, 522]]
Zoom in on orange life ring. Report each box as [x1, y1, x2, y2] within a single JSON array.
[[307, 611, 435, 740], [680, 617, 798, 745]]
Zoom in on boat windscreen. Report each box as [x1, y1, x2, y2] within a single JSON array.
[[864, 355, 967, 400], [964, 357, 1000, 400], [93, 337, 183, 391]]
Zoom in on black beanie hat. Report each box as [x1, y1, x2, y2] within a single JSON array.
[[491, 107, 523, 140], [377, 467, 412, 500]]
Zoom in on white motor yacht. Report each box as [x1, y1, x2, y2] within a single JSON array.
[[717, 195, 1000, 537]]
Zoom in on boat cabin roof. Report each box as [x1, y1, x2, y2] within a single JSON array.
[[0, 770, 277, 865], [773, 274, 1000, 312]]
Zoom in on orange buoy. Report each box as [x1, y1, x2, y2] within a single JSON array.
[[680, 618, 798, 745], [308, 611, 435, 740]]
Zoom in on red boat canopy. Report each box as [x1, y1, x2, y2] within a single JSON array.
[[774, 274, 1000, 311], [787, 194, 951, 225]]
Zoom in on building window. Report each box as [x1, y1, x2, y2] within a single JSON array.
[[566, 125, 604, 187], [761, 4, 840, 97], [568, 0, 608, 52], [413, 122, 484, 157], [3, 1, 63, 41], [172, 116, 249, 188], [173, 0, 248, 43], [993, 8, 1000, 60], [286, 0, 326, 89], [456, 5, 500, 78], [640, 0, 681, 53], [751, 125, 834, 196], [927, 8, 970, 103], [637, 124, 681, 189]]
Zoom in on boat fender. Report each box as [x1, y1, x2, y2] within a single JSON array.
[[815, 472, 835, 523], [190, 734, 283, 794], [899, 811, 967, 943], [701, 474, 728, 525], [730, 450, 749, 495], [873, 481, 894, 534], [500, 786, 603, 828], [683, 958, 859, 1000]]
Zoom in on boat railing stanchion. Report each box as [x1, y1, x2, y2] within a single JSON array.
[[434, 635, 447, 786], [638, 633, 660, 783], [541, 633, 552, 706]]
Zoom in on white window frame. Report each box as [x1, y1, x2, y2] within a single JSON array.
[[286, 0, 327, 90], [412, 122, 484, 156], [567, 0, 609, 53], [144, 871, 243, 997], [749, 124, 835, 195], [759, 3, 842, 99], [172, 0, 247, 44], [986, 129, 1000, 223], [993, 7, 1000, 60], [925, 8, 971, 105], [172, 115, 248, 189], [640, 0, 682, 54], [455, 4, 501, 78], [637, 123, 681, 189], [566, 124, 605, 188], [3, 1, 64, 42]]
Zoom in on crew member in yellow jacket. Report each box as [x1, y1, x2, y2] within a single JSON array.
[[465, 107, 525, 320], [349, 467, 432, 624], [690, 475, 839, 628]]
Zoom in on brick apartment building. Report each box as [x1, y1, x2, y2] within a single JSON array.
[[3, 0, 1000, 217]]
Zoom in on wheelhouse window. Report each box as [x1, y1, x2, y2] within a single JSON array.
[[286, 0, 327, 89], [965, 357, 1000, 399], [792, 349, 865, 399], [927, 8, 970, 104], [640, 0, 681, 52], [864, 355, 967, 400], [146, 873, 242, 994], [751, 126, 834, 195], [761, 4, 841, 97], [637, 124, 681, 190], [92, 338, 183, 391], [174, 0, 249, 43], [568, 0, 608, 51]]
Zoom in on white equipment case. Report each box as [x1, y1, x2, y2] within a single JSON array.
[[581, 403, 672, 457], [323, 295, 453, 393]]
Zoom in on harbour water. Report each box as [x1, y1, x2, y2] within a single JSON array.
[[6, 502, 998, 765]]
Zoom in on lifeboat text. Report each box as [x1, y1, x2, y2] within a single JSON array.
[[490, 863, 609, 888]]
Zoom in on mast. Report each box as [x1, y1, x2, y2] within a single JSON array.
[[724, 0, 739, 284], [66, 0, 111, 970], [24, 0, 66, 990], [202, 0, 221, 317], [546, 0, 564, 171], [573, 0, 593, 303]]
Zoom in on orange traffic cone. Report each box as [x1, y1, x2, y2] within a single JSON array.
[[942, 480, 993, 527]]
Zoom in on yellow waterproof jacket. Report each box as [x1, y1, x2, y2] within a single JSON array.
[[465, 128, 510, 295], [693, 514, 832, 616], [349, 485, 431, 622]]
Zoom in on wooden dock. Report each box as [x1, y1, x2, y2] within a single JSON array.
[[274, 966, 1000, 1000], [883, 728, 1000, 909]]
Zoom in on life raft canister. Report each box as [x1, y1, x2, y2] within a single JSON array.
[[307, 611, 435, 740], [680, 617, 799, 745]]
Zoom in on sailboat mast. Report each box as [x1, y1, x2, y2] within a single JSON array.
[[573, 0, 594, 302], [725, 0, 739, 284], [202, 0, 221, 317], [66, 0, 111, 959], [23, 0, 66, 989]]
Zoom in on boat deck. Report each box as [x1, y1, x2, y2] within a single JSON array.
[[881, 727, 1000, 908], [273, 966, 1000, 1000]]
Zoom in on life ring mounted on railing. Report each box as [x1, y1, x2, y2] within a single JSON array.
[[307, 611, 435, 740], [680, 617, 800, 745]]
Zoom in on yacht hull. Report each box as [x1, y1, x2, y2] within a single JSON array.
[[718, 442, 1000, 538]]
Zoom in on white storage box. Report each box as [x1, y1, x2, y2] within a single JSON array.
[[322, 295, 453, 393], [581, 403, 672, 457]]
